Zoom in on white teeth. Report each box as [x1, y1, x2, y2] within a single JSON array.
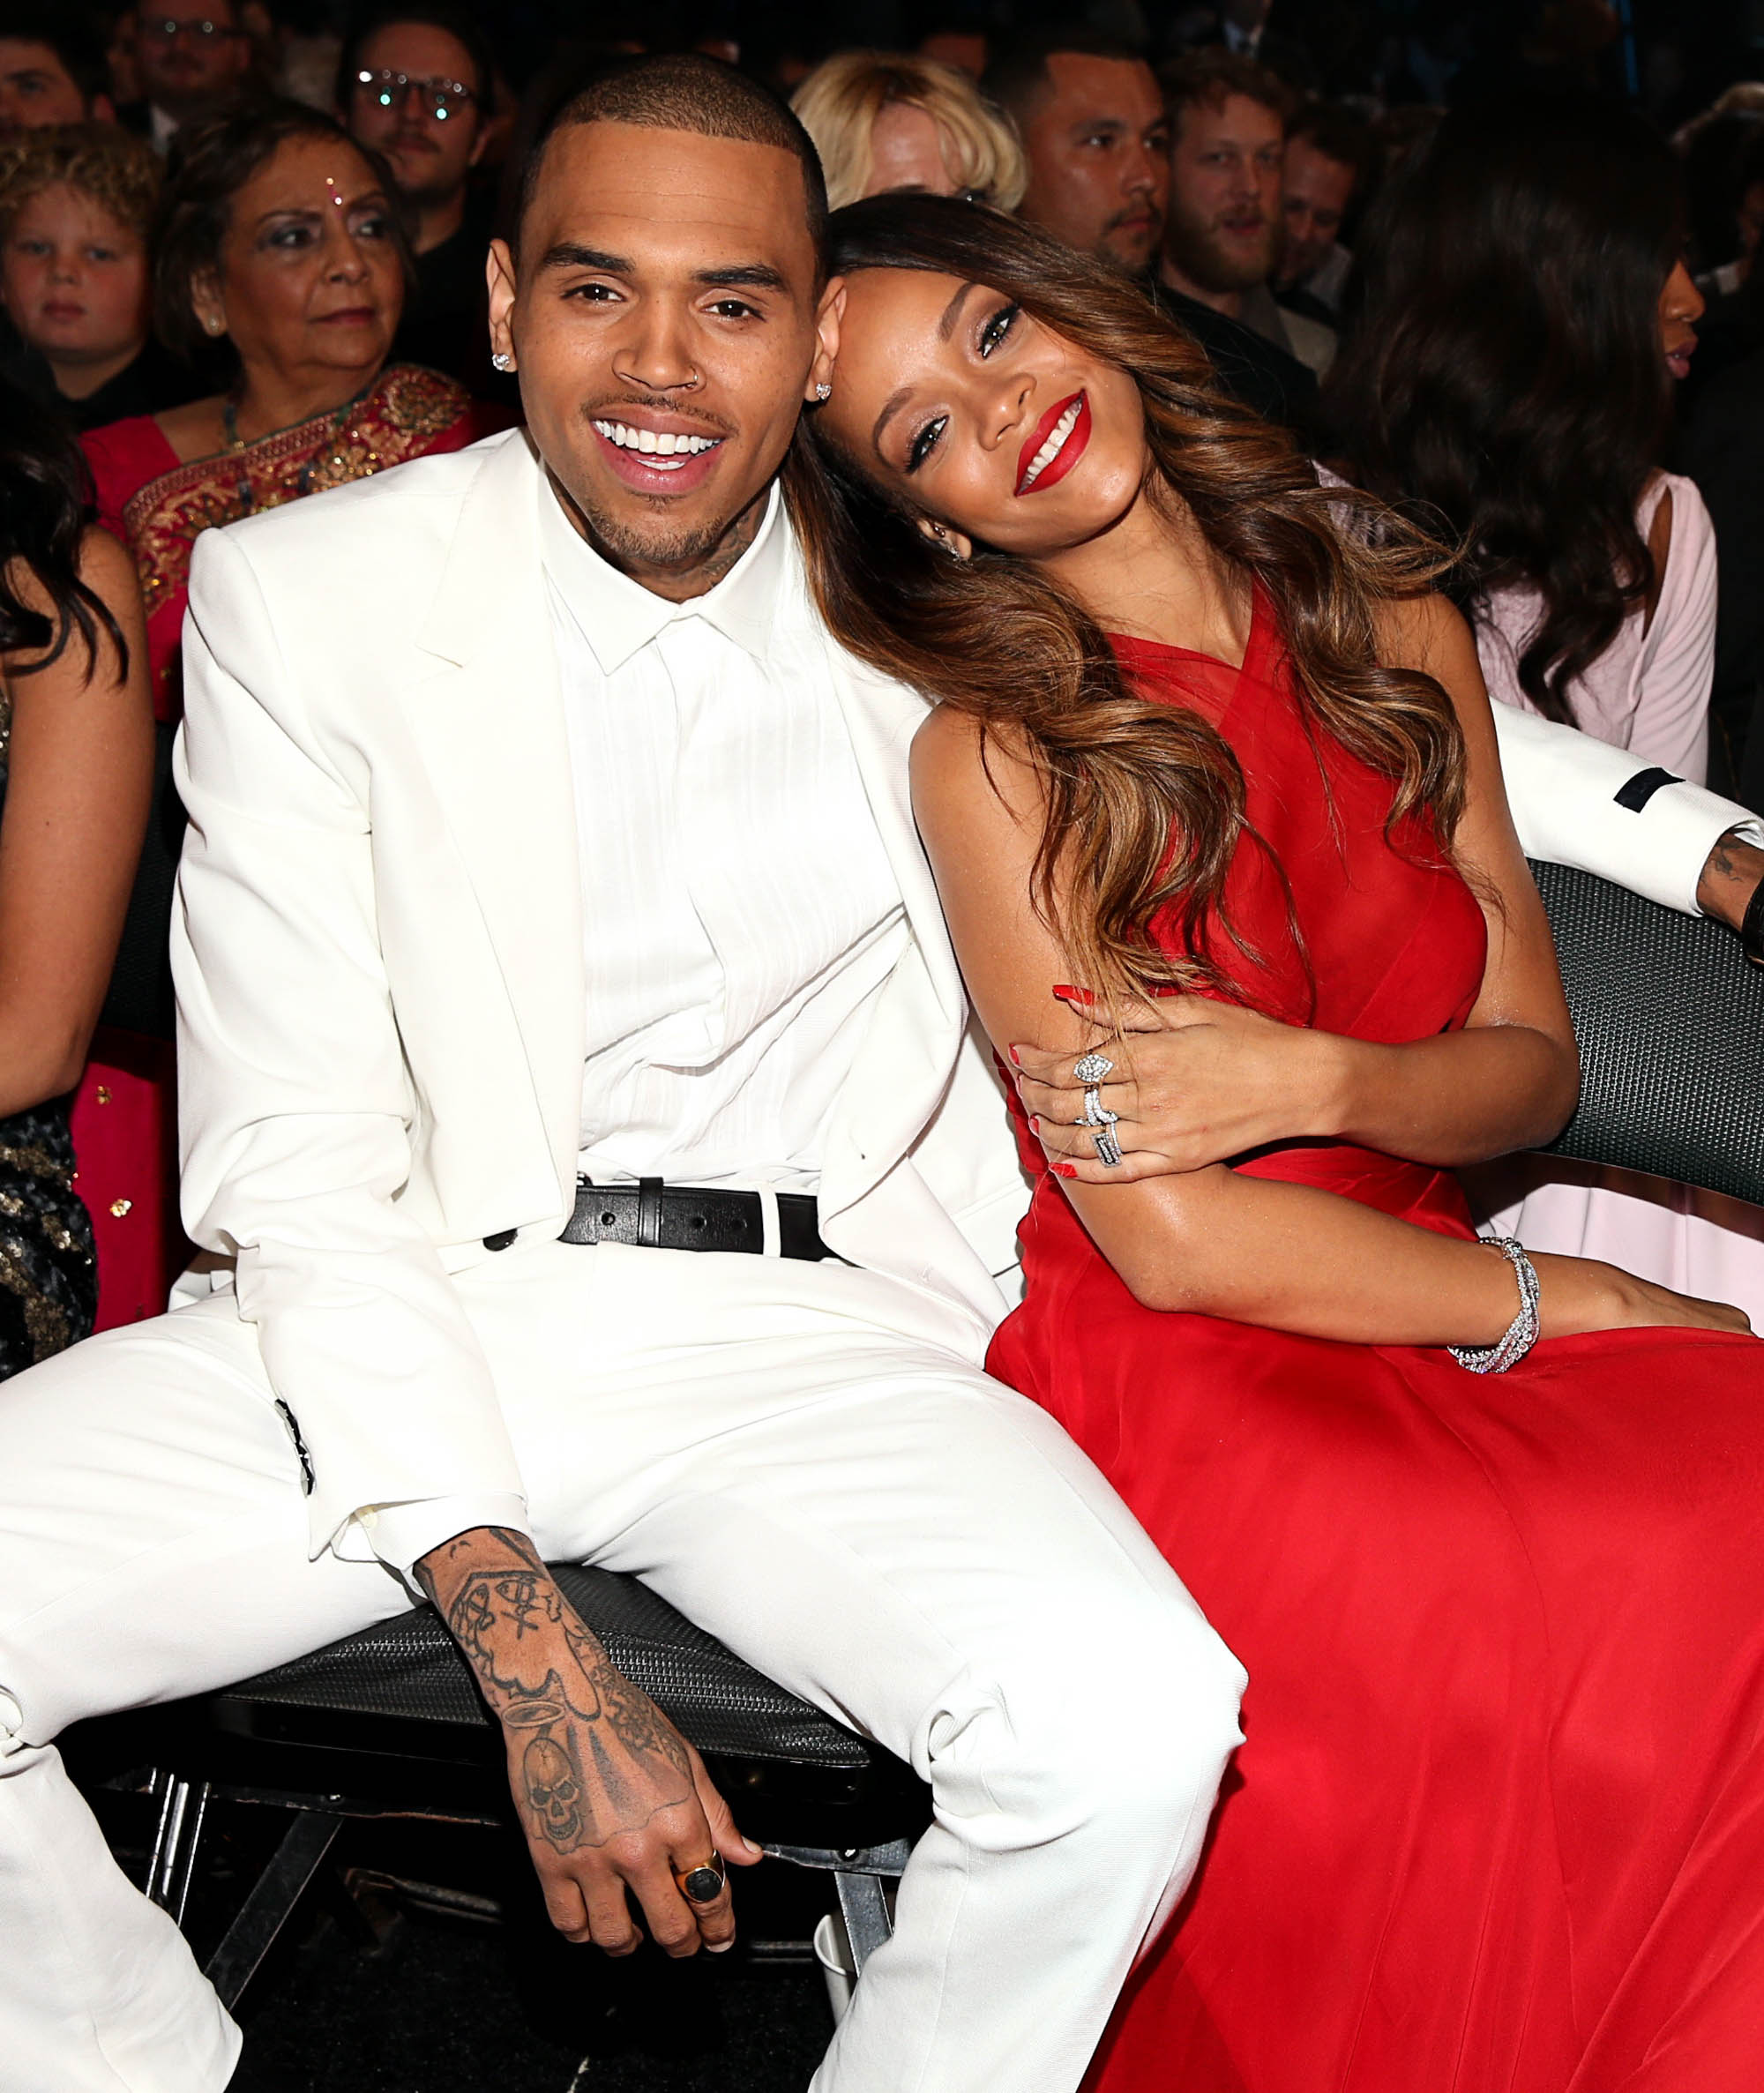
[[591, 419, 721, 459], [1020, 399, 1081, 491]]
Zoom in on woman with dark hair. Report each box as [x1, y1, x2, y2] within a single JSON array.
[[794, 193, 1764, 2091], [1330, 94, 1764, 1348], [0, 379, 151, 1373], [81, 96, 495, 721], [1327, 93, 1713, 780]]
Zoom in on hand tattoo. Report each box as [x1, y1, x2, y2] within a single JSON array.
[[417, 1527, 692, 1860]]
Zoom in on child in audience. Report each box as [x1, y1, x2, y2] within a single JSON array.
[[0, 123, 196, 430]]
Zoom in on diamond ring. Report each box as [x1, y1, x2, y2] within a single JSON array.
[[1080, 1086, 1120, 1128], [1073, 1051, 1114, 1085]]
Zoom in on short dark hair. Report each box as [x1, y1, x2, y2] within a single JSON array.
[[0, 4, 107, 107], [981, 27, 1149, 127], [1159, 48, 1292, 143], [155, 98, 414, 364], [1286, 99, 1373, 189], [514, 53, 827, 279], [336, 3, 496, 122]]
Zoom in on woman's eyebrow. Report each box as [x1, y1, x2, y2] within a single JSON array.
[[872, 385, 914, 455]]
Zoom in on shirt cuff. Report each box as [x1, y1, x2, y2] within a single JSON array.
[[1638, 784, 1764, 918], [356, 1491, 533, 1594]]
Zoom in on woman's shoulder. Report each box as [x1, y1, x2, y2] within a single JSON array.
[[910, 701, 1042, 837], [79, 411, 188, 527], [1640, 469, 1715, 576], [374, 363, 490, 445]]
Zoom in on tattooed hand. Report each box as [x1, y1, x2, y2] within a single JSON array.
[[416, 1527, 762, 1955]]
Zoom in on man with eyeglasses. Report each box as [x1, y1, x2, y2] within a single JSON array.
[[340, 3, 495, 386], [126, 0, 250, 153]]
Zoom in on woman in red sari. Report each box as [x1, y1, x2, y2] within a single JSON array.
[[794, 195, 1764, 2093], [76, 99, 497, 1329]]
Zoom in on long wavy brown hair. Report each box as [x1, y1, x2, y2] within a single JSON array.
[[784, 195, 1467, 1012]]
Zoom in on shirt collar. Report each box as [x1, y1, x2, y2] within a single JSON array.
[[539, 472, 793, 674]]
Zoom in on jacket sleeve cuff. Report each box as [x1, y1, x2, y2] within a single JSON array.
[[1622, 784, 1764, 918], [352, 1492, 534, 1594]]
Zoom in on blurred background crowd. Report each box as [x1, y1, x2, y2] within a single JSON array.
[[4, 0, 1764, 1369]]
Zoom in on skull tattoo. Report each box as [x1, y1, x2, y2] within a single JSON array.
[[525, 1735, 585, 1849]]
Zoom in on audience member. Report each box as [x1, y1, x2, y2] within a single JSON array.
[[791, 49, 1025, 212], [75, 96, 490, 1325], [123, 0, 253, 154], [340, 2, 494, 384], [83, 97, 488, 721], [983, 28, 1168, 275], [1333, 93, 1712, 777], [103, 5, 144, 108], [1164, 0, 1318, 91], [917, 26, 987, 78], [0, 378, 152, 1370], [0, 124, 198, 430], [1693, 123, 1764, 300], [0, 7, 116, 131], [1150, 49, 1322, 432], [1331, 93, 1764, 1349], [1274, 99, 1369, 323]]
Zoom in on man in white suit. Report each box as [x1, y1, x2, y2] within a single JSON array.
[[2, 50, 1760, 2093], [0, 56, 1250, 2093]]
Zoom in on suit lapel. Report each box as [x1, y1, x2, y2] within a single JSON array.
[[808, 598, 971, 1222], [410, 432, 586, 1200]]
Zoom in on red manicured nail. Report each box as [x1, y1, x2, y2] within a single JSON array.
[[1054, 1162, 1078, 1178], [1007, 1044, 1022, 1065], [1052, 983, 1096, 1005], [1028, 1113, 1041, 1132]]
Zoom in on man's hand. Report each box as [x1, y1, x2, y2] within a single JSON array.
[[416, 1527, 761, 1955], [1695, 826, 1764, 940]]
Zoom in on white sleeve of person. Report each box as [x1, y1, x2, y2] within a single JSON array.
[[1492, 700, 1764, 918]]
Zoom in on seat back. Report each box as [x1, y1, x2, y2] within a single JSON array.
[[1529, 860, 1764, 1204]]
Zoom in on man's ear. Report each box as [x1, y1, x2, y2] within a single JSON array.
[[804, 273, 844, 403], [916, 515, 974, 562], [486, 236, 517, 367]]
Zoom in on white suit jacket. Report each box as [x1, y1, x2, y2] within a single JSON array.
[[173, 428, 1756, 1563], [173, 430, 1027, 1560]]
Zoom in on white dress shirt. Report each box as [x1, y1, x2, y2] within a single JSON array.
[[539, 476, 908, 1194]]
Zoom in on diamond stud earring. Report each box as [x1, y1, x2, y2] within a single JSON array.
[[814, 380, 831, 400], [490, 351, 514, 372]]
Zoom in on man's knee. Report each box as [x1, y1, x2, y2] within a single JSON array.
[[951, 1597, 1245, 1861]]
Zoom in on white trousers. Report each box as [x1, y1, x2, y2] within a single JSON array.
[[0, 1236, 1245, 2093]]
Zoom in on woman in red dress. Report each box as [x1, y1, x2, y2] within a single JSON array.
[[74, 99, 497, 1330], [794, 195, 1764, 2093]]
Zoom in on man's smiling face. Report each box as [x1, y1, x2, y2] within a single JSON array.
[[490, 121, 837, 596]]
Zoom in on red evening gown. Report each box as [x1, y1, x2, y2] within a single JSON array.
[[985, 595, 1764, 2093]]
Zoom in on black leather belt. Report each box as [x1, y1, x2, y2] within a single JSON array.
[[558, 1177, 831, 1260]]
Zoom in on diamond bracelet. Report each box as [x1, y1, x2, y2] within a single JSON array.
[[1448, 1236, 1541, 1374]]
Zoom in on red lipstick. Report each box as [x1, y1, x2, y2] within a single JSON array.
[[1014, 390, 1091, 497]]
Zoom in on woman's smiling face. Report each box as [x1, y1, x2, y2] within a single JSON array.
[[819, 265, 1149, 557]]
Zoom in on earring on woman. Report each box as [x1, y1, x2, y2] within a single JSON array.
[[490, 352, 514, 372], [814, 380, 831, 400]]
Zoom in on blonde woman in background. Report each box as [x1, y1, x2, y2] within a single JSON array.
[[792, 50, 1026, 210]]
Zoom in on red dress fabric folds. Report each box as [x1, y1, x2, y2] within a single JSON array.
[[985, 600, 1764, 2093]]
